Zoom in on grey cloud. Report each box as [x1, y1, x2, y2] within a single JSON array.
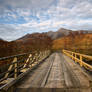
[[68, 24, 92, 30], [0, 24, 27, 41], [47, 0, 92, 22], [0, 0, 55, 14], [0, 0, 92, 41]]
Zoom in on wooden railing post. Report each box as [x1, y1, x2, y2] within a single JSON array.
[[34, 52, 39, 64], [75, 53, 77, 62], [23, 54, 32, 68], [44, 51, 46, 58], [72, 52, 73, 60], [30, 54, 35, 67], [47, 50, 49, 56], [14, 57, 18, 78], [37, 51, 41, 63], [38, 51, 41, 61], [4, 57, 17, 79], [29, 56, 33, 68], [40, 51, 43, 60], [41, 51, 44, 60], [0, 51, 51, 83], [80, 55, 83, 67], [63, 49, 92, 70]]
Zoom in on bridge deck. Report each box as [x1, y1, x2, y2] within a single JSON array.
[[15, 53, 92, 92]]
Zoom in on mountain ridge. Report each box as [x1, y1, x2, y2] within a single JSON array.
[[0, 27, 92, 42]]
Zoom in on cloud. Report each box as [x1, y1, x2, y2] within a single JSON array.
[[8, 13, 17, 19], [0, 24, 27, 41], [0, 0, 92, 41], [0, 0, 55, 13]]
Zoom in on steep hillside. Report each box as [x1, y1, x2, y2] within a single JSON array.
[[0, 39, 17, 57], [0, 33, 52, 58], [46, 28, 92, 40], [0, 28, 92, 57], [15, 33, 52, 53], [47, 28, 71, 39], [52, 33, 92, 55]]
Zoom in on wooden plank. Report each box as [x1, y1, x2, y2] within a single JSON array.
[[45, 53, 65, 88], [5, 52, 92, 92], [16, 54, 55, 88], [63, 54, 92, 88], [4, 57, 17, 78], [62, 62, 73, 88]]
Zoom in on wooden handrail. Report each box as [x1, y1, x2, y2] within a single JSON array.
[[0, 50, 51, 86], [63, 50, 92, 71], [63, 50, 92, 60]]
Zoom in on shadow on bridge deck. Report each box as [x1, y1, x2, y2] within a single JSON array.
[[0, 52, 92, 92], [14, 52, 92, 92]]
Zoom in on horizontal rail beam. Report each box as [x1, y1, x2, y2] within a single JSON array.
[[0, 50, 51, 90], [63, 49, 92, 71]]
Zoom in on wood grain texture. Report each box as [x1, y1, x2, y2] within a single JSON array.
[[15, 52, 92, 92]]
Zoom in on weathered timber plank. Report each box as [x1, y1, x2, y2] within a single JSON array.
[[63, 54, 91, 88], [16, 54, 55, 89], [15, 52, 92, 92], [45, 53, 65, 88]]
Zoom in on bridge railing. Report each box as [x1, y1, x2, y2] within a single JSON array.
[[63, 50, 92, 71], [0, 50, 50, 88]]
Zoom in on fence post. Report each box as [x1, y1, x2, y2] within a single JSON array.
[[72, 52, 73, 60], [40, 51, 43, 61], [14, 57, 18, 78], [23, 54, 32, 68], [80, 55, 83, 67], [4, 57, 17, 79], [44, 51, 46, 58], [75, 53, 77, 62], [34, 52, 39, 64]]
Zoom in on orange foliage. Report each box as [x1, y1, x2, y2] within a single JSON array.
[[52, 33, 92, 55], [0, 33, 52, 58]]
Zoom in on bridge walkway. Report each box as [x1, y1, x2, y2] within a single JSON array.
[[15, 52, 92, 92]]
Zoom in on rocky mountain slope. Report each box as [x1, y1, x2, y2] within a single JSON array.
[[0, 33, 52, 57], [46, 28, 92, 40], [52, 33, 92, 55]]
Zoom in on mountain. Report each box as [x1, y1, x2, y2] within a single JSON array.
[[46, 28, 72, 40], [0, 39, 10, 57], [17, 28, 71, 43], [0, 33, 52, 58], [15, 33, 52, 52], [0, 27, 92, 57], [52, 33, 92, 55], [16, 33, 48, 42], [46, 28, 92, 40]]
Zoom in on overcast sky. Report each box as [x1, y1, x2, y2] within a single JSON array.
[[0, 0, 92, 41]]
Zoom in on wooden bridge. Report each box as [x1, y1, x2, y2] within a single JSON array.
[[0, 50, 92, 92]]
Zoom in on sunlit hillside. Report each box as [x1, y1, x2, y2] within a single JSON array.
[[0, 33, 52, 58], [52, 33, 92, 55]]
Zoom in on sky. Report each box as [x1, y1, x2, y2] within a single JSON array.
[[0, 0, 92, 41]]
